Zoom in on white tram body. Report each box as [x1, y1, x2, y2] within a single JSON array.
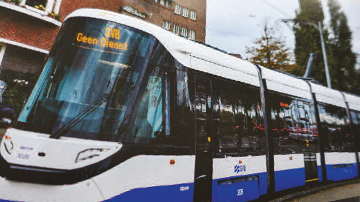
[[0, 8, 359, 202]]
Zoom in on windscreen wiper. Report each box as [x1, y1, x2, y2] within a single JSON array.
[[50, 93, 110, 139]]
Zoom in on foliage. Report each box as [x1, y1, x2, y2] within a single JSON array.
[[34, 4, 45, 11], [0, 70, 40, 114], [10, 0, 20, 4], [246, 21, 295, 73], [327, 0, 357, 93], [293, 0, 329, 85]]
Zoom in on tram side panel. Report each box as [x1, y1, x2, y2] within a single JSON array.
[[210, 77, 267, 202], [317, 103, 358, 181], [350, 110, 360, 170], [312, 85, 358, 182], [188, 57, 266, 202], [266, 91, 320, 191], [260, 68, 320, 192], [345, 93, 360, 177]]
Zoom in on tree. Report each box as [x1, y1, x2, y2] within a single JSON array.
[[328, 0, 357, 93], [246, 21, 295, 72], [293, 0, 329, 85]]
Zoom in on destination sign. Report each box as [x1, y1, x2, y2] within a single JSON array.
[[76, 27, 128, 51]]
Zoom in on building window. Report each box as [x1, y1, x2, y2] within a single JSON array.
[[181, 27, 188, 37], [159, 0, 170, 7], [182, 7, 189, 18], [0, 44, 6, 68], [162, 20, 171, 31], [173, 24, 180, 35], [174, 4, 181, 15], [190, 10, 197, 21], [20, 0, 61, 14], [188, 30, 195, 40], [165, 0, 170, 7]]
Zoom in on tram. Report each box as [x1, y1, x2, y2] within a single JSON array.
[[0, 8, 360, 202]]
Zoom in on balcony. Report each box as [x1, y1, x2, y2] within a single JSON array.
[[0, 1, 61, 26]]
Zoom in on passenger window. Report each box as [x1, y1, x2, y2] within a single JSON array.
[[173, 68, 194, 147], [213, 80, 265, 157], [318, 104, 353, 152], [350, 111, 360, 151], [268, 92, 318, 154], [131, 66, 163, 144]]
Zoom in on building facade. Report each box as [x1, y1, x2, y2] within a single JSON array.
[[0, 0, 206, 74], [0, 0, 206, 112], [120, 0, 206, 43]]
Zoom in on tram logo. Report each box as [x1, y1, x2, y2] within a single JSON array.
[[234, 164, 246, 173], [180, 186, 190, 192], [237, 189, 244, 196]]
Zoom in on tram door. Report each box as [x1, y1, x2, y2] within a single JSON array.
[[304, 139, 318, 182], [194, 76, 213, 202], [299, 103, 318, 182]]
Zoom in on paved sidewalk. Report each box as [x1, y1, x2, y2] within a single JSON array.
[[270, 179, 360, 202], [288, 183, 360, 202]]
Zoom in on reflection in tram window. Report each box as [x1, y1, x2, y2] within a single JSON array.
[[129, 66, 163, 144], [350, 111, 360, 150], [173, 65, 194, 147], [318, 104, 353, 152], [268, 92, 318, 155], [212, 80, 265, 157]]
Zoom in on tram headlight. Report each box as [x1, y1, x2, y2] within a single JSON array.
[[3, 135, 14, 155], [75, 148, 110, 163]]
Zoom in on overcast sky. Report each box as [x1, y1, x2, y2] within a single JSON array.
[[206, 0, 360, 66]]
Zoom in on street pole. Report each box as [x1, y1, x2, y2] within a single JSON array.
[[318, 21, 332, 89]]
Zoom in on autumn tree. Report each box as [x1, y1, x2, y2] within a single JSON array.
[[246, 21, 295, 73]]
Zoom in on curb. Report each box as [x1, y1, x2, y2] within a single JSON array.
[[269, 178, 360, 202]]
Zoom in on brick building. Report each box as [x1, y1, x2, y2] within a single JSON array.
[[0, 0, 206, 74], [120, 0, 206, 43]]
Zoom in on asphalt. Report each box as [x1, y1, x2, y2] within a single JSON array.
[[269, 178, 360, 202]]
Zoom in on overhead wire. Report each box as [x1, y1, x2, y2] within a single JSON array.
[[258, 0, 292, 18]]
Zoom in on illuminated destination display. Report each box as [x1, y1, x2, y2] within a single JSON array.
[[76, 27, 128, 51]]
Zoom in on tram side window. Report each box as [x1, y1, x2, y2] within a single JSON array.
[[268, 93, 298, 154], [173, 66, 195, 147], [213, 80, 265, 157], [130, 66, 163, 144], [318, 104, 353, 152], [356, 112, 360, 150], [350, 111, 360, 150], [268, 92, 318, 154]]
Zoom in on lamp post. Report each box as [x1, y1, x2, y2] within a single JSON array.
[[281, 19, 332, 89]]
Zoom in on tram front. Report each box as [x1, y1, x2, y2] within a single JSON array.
[[0, 12, 187, 202]]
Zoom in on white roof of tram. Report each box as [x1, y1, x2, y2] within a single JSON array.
[[66, 9, 261, 87], [260, 67, 312, 100], [344, 92, 360, 112], [310, 82, 346, 108]]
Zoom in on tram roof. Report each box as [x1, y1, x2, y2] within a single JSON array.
[[343, 92, 360, 112], [310, 83, 346, 108], [260, 67, 312, 100]]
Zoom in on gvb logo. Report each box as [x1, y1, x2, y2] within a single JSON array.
[[234, 165, 246, 173], [237, 189, 244, 196], [180, 186, 189, 192]]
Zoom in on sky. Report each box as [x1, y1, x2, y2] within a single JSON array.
[[206, 0, 360, 67]]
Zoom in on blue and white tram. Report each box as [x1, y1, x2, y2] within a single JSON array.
[[0, 8, 360, 202]]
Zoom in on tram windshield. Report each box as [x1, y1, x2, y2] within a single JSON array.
[[17, 17, 160, 142]]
